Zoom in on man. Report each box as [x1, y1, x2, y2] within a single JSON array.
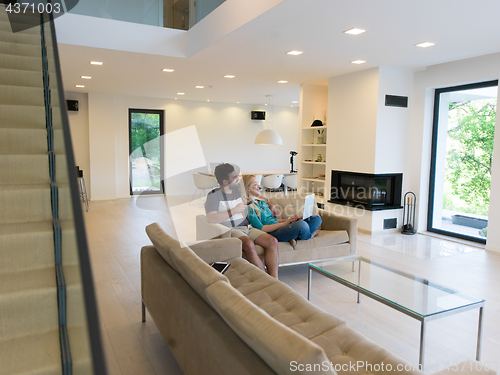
[[205, 163, 279, 278]]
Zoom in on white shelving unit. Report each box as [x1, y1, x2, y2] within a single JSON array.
[[297, 84, 329, 206], [299, 125, 327, 204]]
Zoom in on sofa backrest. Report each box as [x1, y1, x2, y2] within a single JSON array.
[[146, 223, 229, 304], [268, 192, 320, 219]]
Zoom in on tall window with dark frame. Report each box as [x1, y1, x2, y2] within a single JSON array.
[[428, 80, 498, 244], [129, 109, 164, 195]]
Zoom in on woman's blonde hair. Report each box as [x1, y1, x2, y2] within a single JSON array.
[[242, 175, 263, 219]]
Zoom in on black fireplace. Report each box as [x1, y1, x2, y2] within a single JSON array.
[[329, 170, 403, 211]]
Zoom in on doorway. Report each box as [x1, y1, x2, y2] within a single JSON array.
[[129, 109, 164, 195]]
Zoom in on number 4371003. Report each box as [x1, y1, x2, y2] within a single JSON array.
[[5, 3, 61, 14]]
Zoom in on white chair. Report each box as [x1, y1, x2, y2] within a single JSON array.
[[208, 162, 223, 175], [261, 174, 284, 192], [282, 174, 298, 195], [190, 173, 219, 205]]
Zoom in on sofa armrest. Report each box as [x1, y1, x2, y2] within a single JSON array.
[[196, 215, 232, 241], [187, 238, 242, 264], [434, 360, 496, 375], [318, 209, 357, 255]]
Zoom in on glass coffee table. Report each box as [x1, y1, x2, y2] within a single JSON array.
[[308, 256, 485, 369]]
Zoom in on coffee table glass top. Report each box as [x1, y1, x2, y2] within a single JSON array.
[[309, 256, 484, 318]]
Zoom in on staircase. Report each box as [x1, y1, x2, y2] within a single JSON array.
[[0, 7, 104, 375]]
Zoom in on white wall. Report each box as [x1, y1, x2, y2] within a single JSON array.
[[327, 68, 379, 174], [375, 67, 413, 176], [88, 94, 117, 200], [66, 92, 91, 197], [299, 84, 328, 128], [72, 93, 299, 199], [409, 52, 500, 252]]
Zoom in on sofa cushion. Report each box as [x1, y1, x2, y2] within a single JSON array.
[[293, 230, 349, 251], [225, 259, 346, 334], [224, 259, 423, 374], [205, 280, 335, 375], [268, 193, 320, 219]]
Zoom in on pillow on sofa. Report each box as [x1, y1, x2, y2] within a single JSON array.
[[206, 280, 335, 375]]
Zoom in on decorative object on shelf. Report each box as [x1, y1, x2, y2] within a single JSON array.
[[316, 154, 322, 162], [401, 192, 416, 235], [255, 95, 282, 146], [289, 151, 297, 173], [318, 174, 325, 180], [316, 129, 325, 144], [311, 119, 323, 127]]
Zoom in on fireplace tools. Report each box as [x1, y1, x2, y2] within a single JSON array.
[[401, 192, 416, 235]]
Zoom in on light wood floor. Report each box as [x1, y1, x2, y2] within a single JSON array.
[[83, 196, 500, 374]]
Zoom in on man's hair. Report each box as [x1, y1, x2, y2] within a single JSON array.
[[214, 163, 235, 185]]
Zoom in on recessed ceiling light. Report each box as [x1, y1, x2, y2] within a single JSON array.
[[195, 86, 204, 89], [174, 98, 178, 100], [292, 101, 298, 103], [224, 75, 235, 78], [344, 28, 366, 35], [416, 42, 435, 48], [237, 102, 239, 104], [76, 85, 85, 88], [286, 50, 303, 55], [278, 80, 288, 83], [177, 92, 185, 95], [90, 61, 103, 65], [81, 76, 91, 79], [351, 60, 366, 64], [162, 68, 174, 72], [207, 100, 210, 102]]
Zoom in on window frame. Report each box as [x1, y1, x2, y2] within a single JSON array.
[[427, 79, 498, 244], [128, 108, 165, 196]]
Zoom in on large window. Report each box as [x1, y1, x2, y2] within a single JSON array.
[[129, 109, 164, 195], [428, 80, 498, 243]]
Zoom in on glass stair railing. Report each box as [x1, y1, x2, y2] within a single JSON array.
[[68, 0, 226, 30], [0, 6, 106, 375]]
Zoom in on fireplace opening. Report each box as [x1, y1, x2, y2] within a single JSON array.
[[329, 170, 403, 211]]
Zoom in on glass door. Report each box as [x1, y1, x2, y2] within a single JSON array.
[[129, 109, 164, 195], [428, 80, 498, 243]]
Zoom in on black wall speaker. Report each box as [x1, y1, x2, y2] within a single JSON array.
[[67, 100, 79, 111], [251, 111, 265, 120], [385, 95, 408, 108]]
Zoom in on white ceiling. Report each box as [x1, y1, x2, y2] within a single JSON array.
[[57, 0, 500, 107]]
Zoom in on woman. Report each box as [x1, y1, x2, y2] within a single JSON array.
[[243, 175, 321, 246]]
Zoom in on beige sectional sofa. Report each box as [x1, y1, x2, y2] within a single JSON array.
[[142, 223, 494, 375], [196, 192, 357, 266]]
